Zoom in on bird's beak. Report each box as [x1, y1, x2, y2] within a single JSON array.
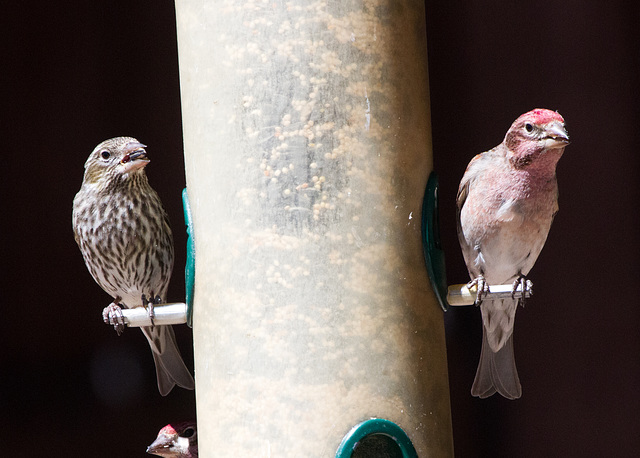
[[146, 435, 173, 457], [120, 142, 150, 173], [543, 122, 570, 148]]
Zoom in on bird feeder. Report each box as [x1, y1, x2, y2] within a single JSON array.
[[173, 1, 453, 456]]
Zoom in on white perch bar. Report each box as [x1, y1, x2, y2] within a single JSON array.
[[117, 303, 187, 327], [447, 284, 532, 306]]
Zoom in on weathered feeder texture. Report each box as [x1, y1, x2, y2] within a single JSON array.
[[175, 0, 453, 455]]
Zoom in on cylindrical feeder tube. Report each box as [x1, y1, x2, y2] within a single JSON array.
[[175, 1, 453, 456]]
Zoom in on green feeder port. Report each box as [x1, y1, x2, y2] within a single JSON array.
[[182, 188, 195, 328], [336, 419, 418, 458], [422, 172, 449, 311]]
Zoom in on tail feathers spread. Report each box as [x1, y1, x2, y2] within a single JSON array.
[[472, 329, 522, 400], [142, 325, 195, 396]]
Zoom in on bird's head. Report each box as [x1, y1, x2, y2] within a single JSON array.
[[147, 422, 197, 458], [82, 137, 150, 187], [505, 109, 569, 169]]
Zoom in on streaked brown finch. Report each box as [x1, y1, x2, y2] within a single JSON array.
[[73, 137, 194, 395]]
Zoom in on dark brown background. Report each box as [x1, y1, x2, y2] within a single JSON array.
[[2, 1, 638, 456]]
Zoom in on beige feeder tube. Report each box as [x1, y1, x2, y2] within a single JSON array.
[[175, 1, 453, 456]]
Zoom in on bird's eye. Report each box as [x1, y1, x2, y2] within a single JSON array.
[[100, 150, 111, 160], [182, 428, 195, 438], [524, 123, 534, 133]]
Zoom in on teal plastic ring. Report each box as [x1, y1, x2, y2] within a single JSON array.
[[182, 188, 195, 327], [335, 418, 418, 458]]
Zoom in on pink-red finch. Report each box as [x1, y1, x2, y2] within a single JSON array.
[[147, 422, 198, 458], [457, 109, 569, 399], [73, 137, 194, 396]]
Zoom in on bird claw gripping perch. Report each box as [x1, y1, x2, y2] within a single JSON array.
[[467, 276, 490, 306], [511, 275, 533, 306], [103, 302, 126, 335], [141, 293, 162, 326]]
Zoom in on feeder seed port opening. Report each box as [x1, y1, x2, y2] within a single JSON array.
[[335, 419, 418, 458], [421, 172, 533, 309], [183, 188, 195, 328]]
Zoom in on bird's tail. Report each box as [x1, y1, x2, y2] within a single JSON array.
[[141, 325, 195, 396], [472, 326, 522, 399]]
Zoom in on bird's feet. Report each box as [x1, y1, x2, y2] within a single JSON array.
[[512, 274, 533, 306], [467, 275, 490, 306], [103, 302, 126, 336], [141, 293, 163, 327]]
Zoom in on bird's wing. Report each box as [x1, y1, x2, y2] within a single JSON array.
[[456, 151, 489, 233]]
